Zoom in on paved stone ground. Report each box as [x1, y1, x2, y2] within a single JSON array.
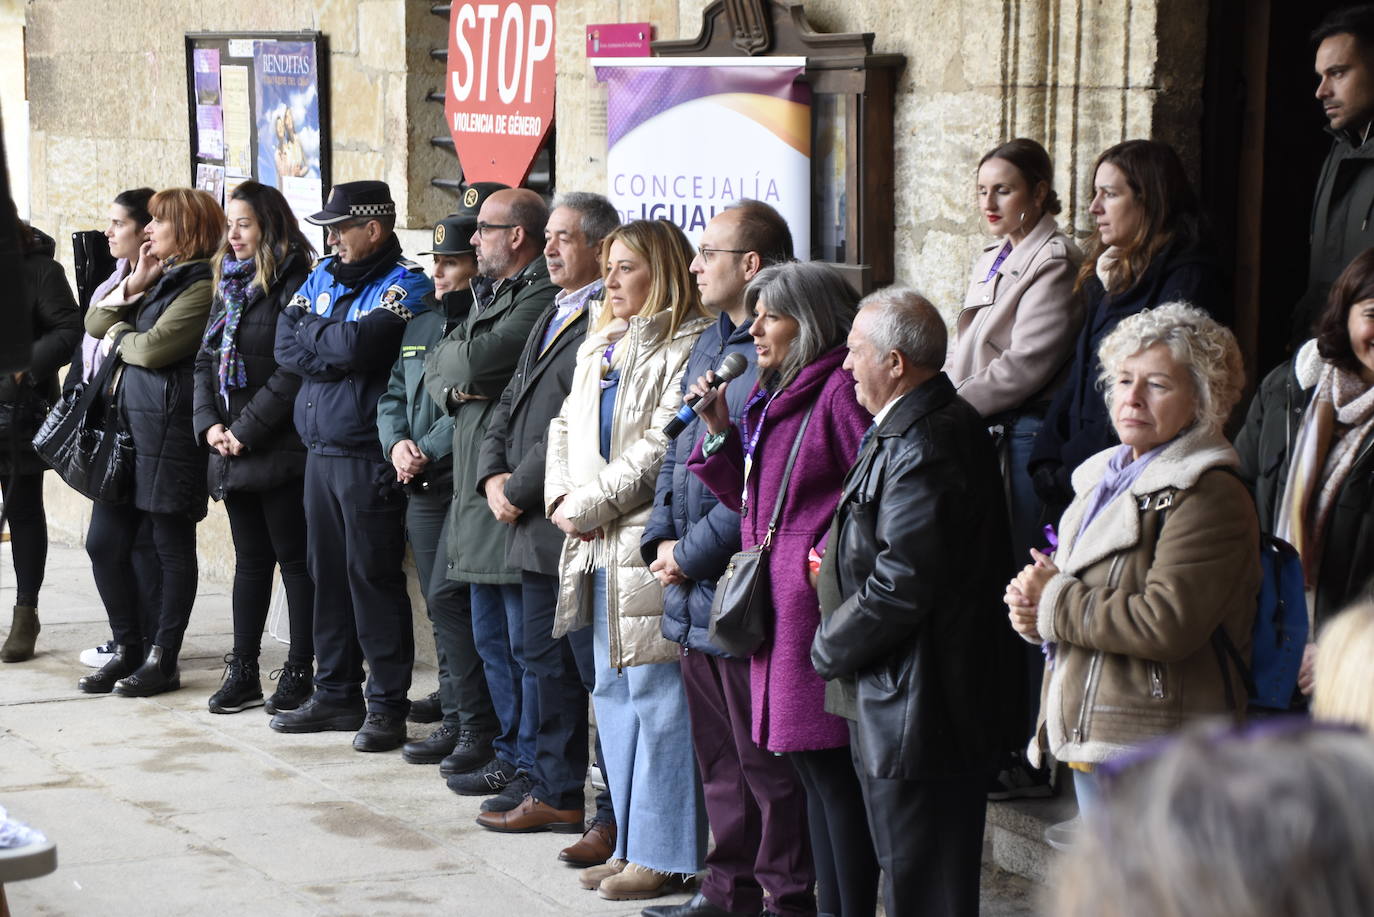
[[1, 541, 1037, 916]]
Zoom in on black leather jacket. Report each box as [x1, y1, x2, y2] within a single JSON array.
[[812, 373, 1022, 779]]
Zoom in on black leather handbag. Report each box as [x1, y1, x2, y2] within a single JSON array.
[[32, 335, 135, 504], [707, 403, 815, 657]]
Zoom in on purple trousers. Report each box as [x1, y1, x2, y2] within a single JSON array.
[[680, 649, 817, 916]]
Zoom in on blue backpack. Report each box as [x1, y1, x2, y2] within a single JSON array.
[[1211, 534, 1309, 712]]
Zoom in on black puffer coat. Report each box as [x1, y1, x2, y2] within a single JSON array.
[[193, 254, 311, 499], [2, 227, 82, 474], [120, 261, 213, 520]]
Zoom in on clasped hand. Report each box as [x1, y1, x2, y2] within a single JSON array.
[[390, 439, 428, 483], [205, 423, 246, 457], [1005, 548, 1059, 642]]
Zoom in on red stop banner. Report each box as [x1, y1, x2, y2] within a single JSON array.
[[446, 0, 557, 187]]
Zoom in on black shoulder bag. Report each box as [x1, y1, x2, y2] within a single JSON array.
[[707, 403, 816, 657], [32, 334, 135, 504]]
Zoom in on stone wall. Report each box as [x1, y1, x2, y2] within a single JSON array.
[[554, 0, 1210, 316], [24, 0, 453, 275]]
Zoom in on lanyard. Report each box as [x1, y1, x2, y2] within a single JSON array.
[[982, 241, 1013, 284], [740, 387, 778, 507]]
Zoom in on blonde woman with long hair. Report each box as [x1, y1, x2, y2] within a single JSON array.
[[545, 220, 711, 901]]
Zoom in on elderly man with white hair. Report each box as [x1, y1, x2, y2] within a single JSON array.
[[810, 287, 1021, 917]]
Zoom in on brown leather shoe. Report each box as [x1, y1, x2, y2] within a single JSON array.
[[560, 817, 616, 867], [475, 795, 584, 833]]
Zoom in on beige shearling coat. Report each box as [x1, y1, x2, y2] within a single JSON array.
[[945, 214, 1083, 417], [545, 304, 711, 668], [1026, 426, 1261, 768]]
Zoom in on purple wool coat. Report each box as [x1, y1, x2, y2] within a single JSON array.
[[688, 346, 871, 752]]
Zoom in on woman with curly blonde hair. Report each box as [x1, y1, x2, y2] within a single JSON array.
[[1006, 302, 1260, 816]]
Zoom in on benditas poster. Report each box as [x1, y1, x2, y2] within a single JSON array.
[[595, 59, 810, 252], [254, 40, 323, 235]]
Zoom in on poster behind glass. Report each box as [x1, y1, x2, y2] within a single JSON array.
[[253, 40, 324, 244]]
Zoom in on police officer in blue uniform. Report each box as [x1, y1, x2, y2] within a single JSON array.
[[271, 180, 433, 751]]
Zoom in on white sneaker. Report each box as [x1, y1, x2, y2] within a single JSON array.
[[79, 640, 115, 668], [589, 763, 607, 791]]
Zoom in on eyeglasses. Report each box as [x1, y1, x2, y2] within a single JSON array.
[[697, 246, 750, 263], [326, 219, 369, 239], [476, 222, 518, 235]]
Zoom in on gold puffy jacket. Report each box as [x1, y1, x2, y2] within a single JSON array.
[[545, 304, 711, 668]]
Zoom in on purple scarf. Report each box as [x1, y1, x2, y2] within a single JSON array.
[[1074, 441, 1170, 546], [201, 257, 262, 405]]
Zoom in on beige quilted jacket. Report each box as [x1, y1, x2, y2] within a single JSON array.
[[545, 304, 711, 668]]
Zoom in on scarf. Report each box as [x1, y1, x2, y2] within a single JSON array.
[[1276, 344, 1374, 586], [1073, 440, 1171, 547], [1094, 245, 1122, 291], [82, 260, 132, 382], [326, 233, 403, 289], [201, 256, 263, 405]]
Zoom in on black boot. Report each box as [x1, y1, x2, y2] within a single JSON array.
[[208, 653, 264, 713], [77, 643, 141, 694], [114, 645, 181, 697], [265, 662, 314, 714]]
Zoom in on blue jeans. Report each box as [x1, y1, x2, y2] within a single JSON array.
[[1004, 411, 1047, 565], [471, 582, 535, 773], [1073, 768, 1101, 819], [592, 569, 705, 873]]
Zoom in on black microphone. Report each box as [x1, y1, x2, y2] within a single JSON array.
[[663, 352, 749, 439]]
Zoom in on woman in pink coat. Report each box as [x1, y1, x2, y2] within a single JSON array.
[[689, 260, 876, 916]]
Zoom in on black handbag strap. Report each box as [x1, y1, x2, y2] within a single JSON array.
[[74, 332, 131, 418], [759, 402, 817, 549]]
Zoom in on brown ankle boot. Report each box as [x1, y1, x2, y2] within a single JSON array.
[[1, 604, 39, 662]]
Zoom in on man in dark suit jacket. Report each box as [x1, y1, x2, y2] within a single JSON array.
[[812, 288, 1018, 917], [472, 193, 621, 860]]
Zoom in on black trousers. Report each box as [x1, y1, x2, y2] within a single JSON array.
[[852, 741, 987, 917], [303, 453, 413, 715], [87, 501, 198, 664], [406, 486, 494, 732], [0, 471, 47, 602], [788, 745, 879, 917], [223, 479, 314, 666]]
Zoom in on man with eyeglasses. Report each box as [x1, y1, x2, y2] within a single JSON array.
[[423, 187, 559, 811], [272, 180, 433, 752], [639, 201, 818, 917]]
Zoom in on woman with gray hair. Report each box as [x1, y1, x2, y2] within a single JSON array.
[[1053, 721, 1374, 917], [1004, 302, 1260, 816], [689, 260, 879, 916]]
